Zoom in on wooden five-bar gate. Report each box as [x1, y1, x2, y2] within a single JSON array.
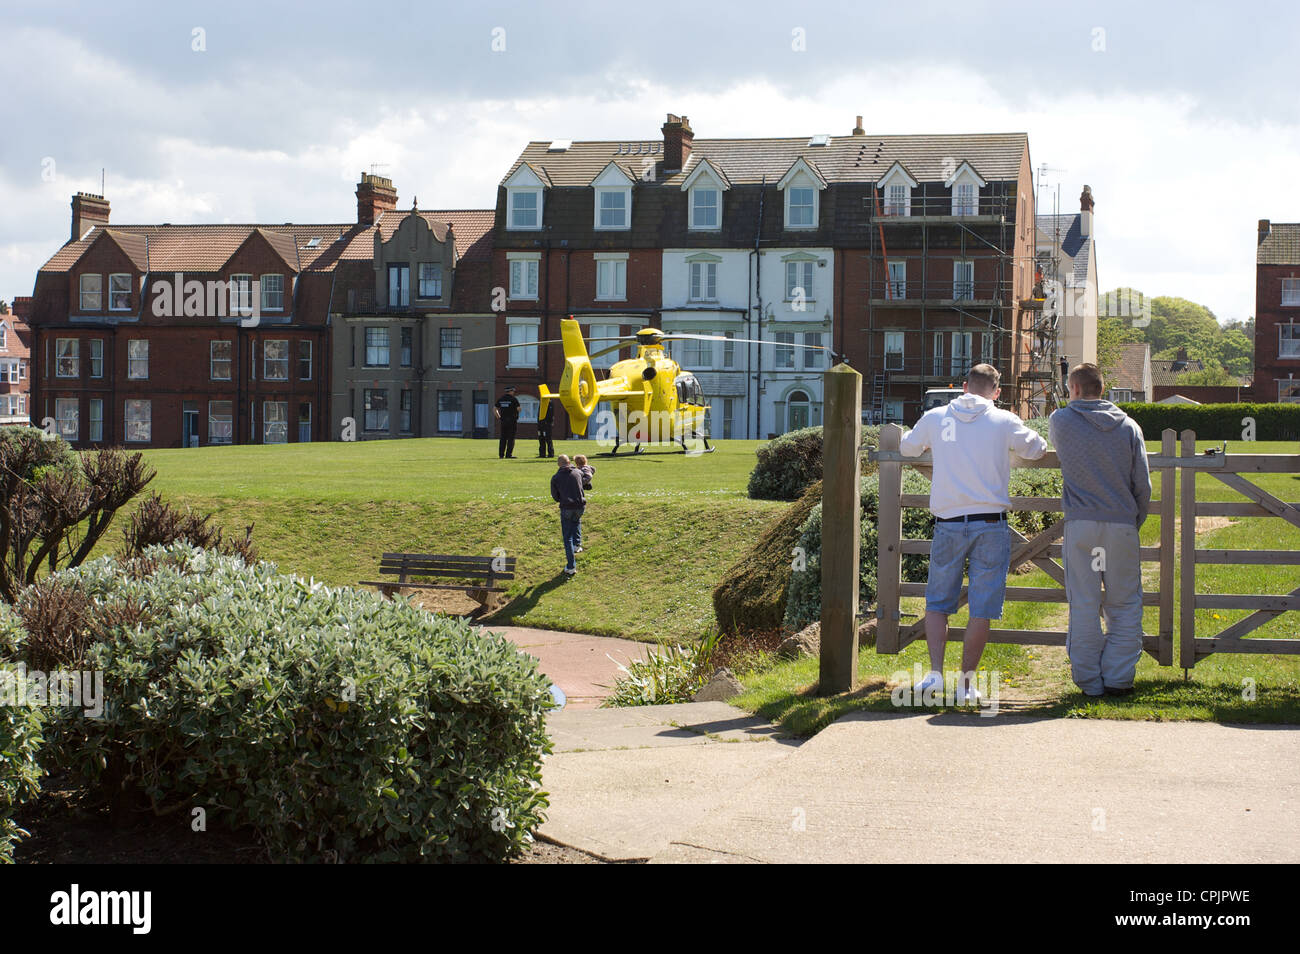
[[814, 366, 1300, 693]]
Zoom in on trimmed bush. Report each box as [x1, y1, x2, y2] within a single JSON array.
[[1, 605, 44, 863], [784, 471, 936, 631], [747, 426, 825, 500], [40, 544, 552, 863], [1114, 402, 1300, 442]]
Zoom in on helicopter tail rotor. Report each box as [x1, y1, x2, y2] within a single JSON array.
[[556, 319, 600, 435]]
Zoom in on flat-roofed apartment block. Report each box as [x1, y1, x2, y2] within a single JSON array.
[[27, 192, 341, 448], [1254, 220, 1300, 404], [0, 298, 32, 425], [837, 127, 1039, 424], [329, 174, 496, 440]]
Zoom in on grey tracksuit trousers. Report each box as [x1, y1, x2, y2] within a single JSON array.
[[1063, 519, 1144, 695]]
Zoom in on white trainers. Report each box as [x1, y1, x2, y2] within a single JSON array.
[[914, 671, 943, 699], [573, 547, 584, 553], [563, 567, 577, 576], [955, 683, 983, 706]]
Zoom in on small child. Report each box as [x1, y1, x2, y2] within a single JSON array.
[[573, 454, 595, 491]]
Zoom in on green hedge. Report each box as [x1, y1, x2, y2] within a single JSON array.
[[1114, 402, 1300, 442], [748, 425, 882, 501], [39, 544, 553, 863], [1, 602, 44, 863]]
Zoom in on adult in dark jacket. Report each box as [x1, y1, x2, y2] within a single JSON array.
[[494, 386, 520, 459], [550, 455, 586, 576], [537, 400, 555, 458]]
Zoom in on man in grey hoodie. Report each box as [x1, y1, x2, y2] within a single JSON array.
[[1049, 363, 1152, 697]]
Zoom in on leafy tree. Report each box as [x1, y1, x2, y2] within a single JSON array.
[[1096, 315, 1142, 377], [0, 300, 9, 315]]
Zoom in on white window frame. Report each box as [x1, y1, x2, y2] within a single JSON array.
[[418, 263, 442, 299], [508, 254, 540, 300], [440, 327, 463, 369], [261, 273, 284, 312], [209, 400, 233, 445], [89, 338, 103, 378], [981, 331, 994, 363], [56, 338, 79, 378], [298, 340, 312, 381], [887, 260, 906, 298], [517, 395, 539, 424], [88, 399, 103, 443], [595, 255, 627, 301], [803, 332, 824, 370], [263, 339, 289, 381], [387, 264, 409, 307], [953, 260, 974, 300], [363, 388, 388, 432], [507, 318, 540, 369], [229, 274, 253, 314], [1280, 323, 1300, 360], [365, 327, 390, 367], [109, 273, 132, 311], [263, 400, 288, 444], [953, 182, 978, 216], [79, 274, 102, 311], [682, 331, 714, 369], [127, 339, 148, 380], [595, 188, 630, 230], [773, 332, 796, 370], [55, 398, 78, 441], [505, 165, 546, 231], [691, 187, 720, 230], [437, 390, 464, 434], [884, 399, 904, 423], [951, 331, 972, 376], [589, 322, 622, 370], [932, 331, 945, 376], [786, 185, 815, 229], [125, 399, 151, 443], [785, 260, 815, 301], [688, 260, 718, 302], [884, 331, 904, 371]]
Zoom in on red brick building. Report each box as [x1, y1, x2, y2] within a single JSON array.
[[0, 298, 32, 425], [26, 181, 497, 448], [1254, 220, 1300, 403]]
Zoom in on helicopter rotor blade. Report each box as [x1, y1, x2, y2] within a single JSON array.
[[659, 333, 830, 351]]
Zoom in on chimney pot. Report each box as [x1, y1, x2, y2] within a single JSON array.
[[852, 115, 865, 136], [70, 192, 111, 243], [356, 173, 398, 226], [661, 112, 695, 173], [1079, 184, 1094, 213]]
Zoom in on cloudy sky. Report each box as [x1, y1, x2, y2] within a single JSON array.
[[2, 0, 1297, 323]]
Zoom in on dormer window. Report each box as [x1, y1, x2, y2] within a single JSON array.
[[109, 273, 132, 311], [945, 161, 987, 217], [79, 274, 102, 311], [591, 163, 634, 231], [504, 164, 547, 231], [878, 162, 918, 217], [777, 158, 826, 230], [681, 159, 729, 231]]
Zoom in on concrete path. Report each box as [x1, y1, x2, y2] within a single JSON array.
[[540, 703, 799, 861], [649, 710, 1300, 864], [480, 624, 651, 709]]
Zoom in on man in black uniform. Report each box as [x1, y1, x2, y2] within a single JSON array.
[[536, 399, 555, 458], [494, 386, 520, 459]]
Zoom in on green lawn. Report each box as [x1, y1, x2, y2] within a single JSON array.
[[134, 437, 783, 643], [731, 440, 1300, 733]]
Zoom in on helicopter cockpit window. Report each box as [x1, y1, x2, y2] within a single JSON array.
[[675, 373, 703, 406]]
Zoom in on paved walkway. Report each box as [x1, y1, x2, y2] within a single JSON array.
[[480, 625, 651, 709], [540, 702, 1300, 864]]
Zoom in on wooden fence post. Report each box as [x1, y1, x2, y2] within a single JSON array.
[[1158, 429, 1176, 665], [875, 424, 903, 654], [1179, 429, 1197, 670], [819, 363, 862, 694]]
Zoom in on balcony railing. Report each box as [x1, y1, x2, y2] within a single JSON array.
[[869, 278, 1010, 304], [873, 195, 1012, 220]]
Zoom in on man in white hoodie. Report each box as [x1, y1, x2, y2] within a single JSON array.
[[900, 364, 1048, 703]]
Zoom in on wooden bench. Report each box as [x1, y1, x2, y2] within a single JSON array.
[[360, 552, 516, 607]]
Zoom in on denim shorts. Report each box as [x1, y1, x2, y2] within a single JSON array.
[[925, 519, 1012, 620]]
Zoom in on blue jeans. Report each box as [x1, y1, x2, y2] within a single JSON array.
[[925, 519, 1011, 620], [560, 507, 584, 571]]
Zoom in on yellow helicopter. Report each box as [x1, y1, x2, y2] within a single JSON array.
[[470, 316, 830, 454]]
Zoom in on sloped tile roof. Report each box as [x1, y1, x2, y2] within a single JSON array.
[[1109, 342, 1148, 392], [502, 132, 1029, 188], [37, 210, 495, 276], [1150, 357, 1205, 385], [1258, 223, 1300, 265]]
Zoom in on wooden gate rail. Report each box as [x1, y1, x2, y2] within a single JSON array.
[[871, 425, 1178, 665], [1178, 429, 1300, 667]]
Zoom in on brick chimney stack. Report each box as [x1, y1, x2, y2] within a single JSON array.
[[852, 115, 865, 136], [1259, 219, 1272, 241], [71, 192, 110, 242], [356, 173, 398, 226], [661, 114, 694, 173], [1079, 184, 1094, 238]]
